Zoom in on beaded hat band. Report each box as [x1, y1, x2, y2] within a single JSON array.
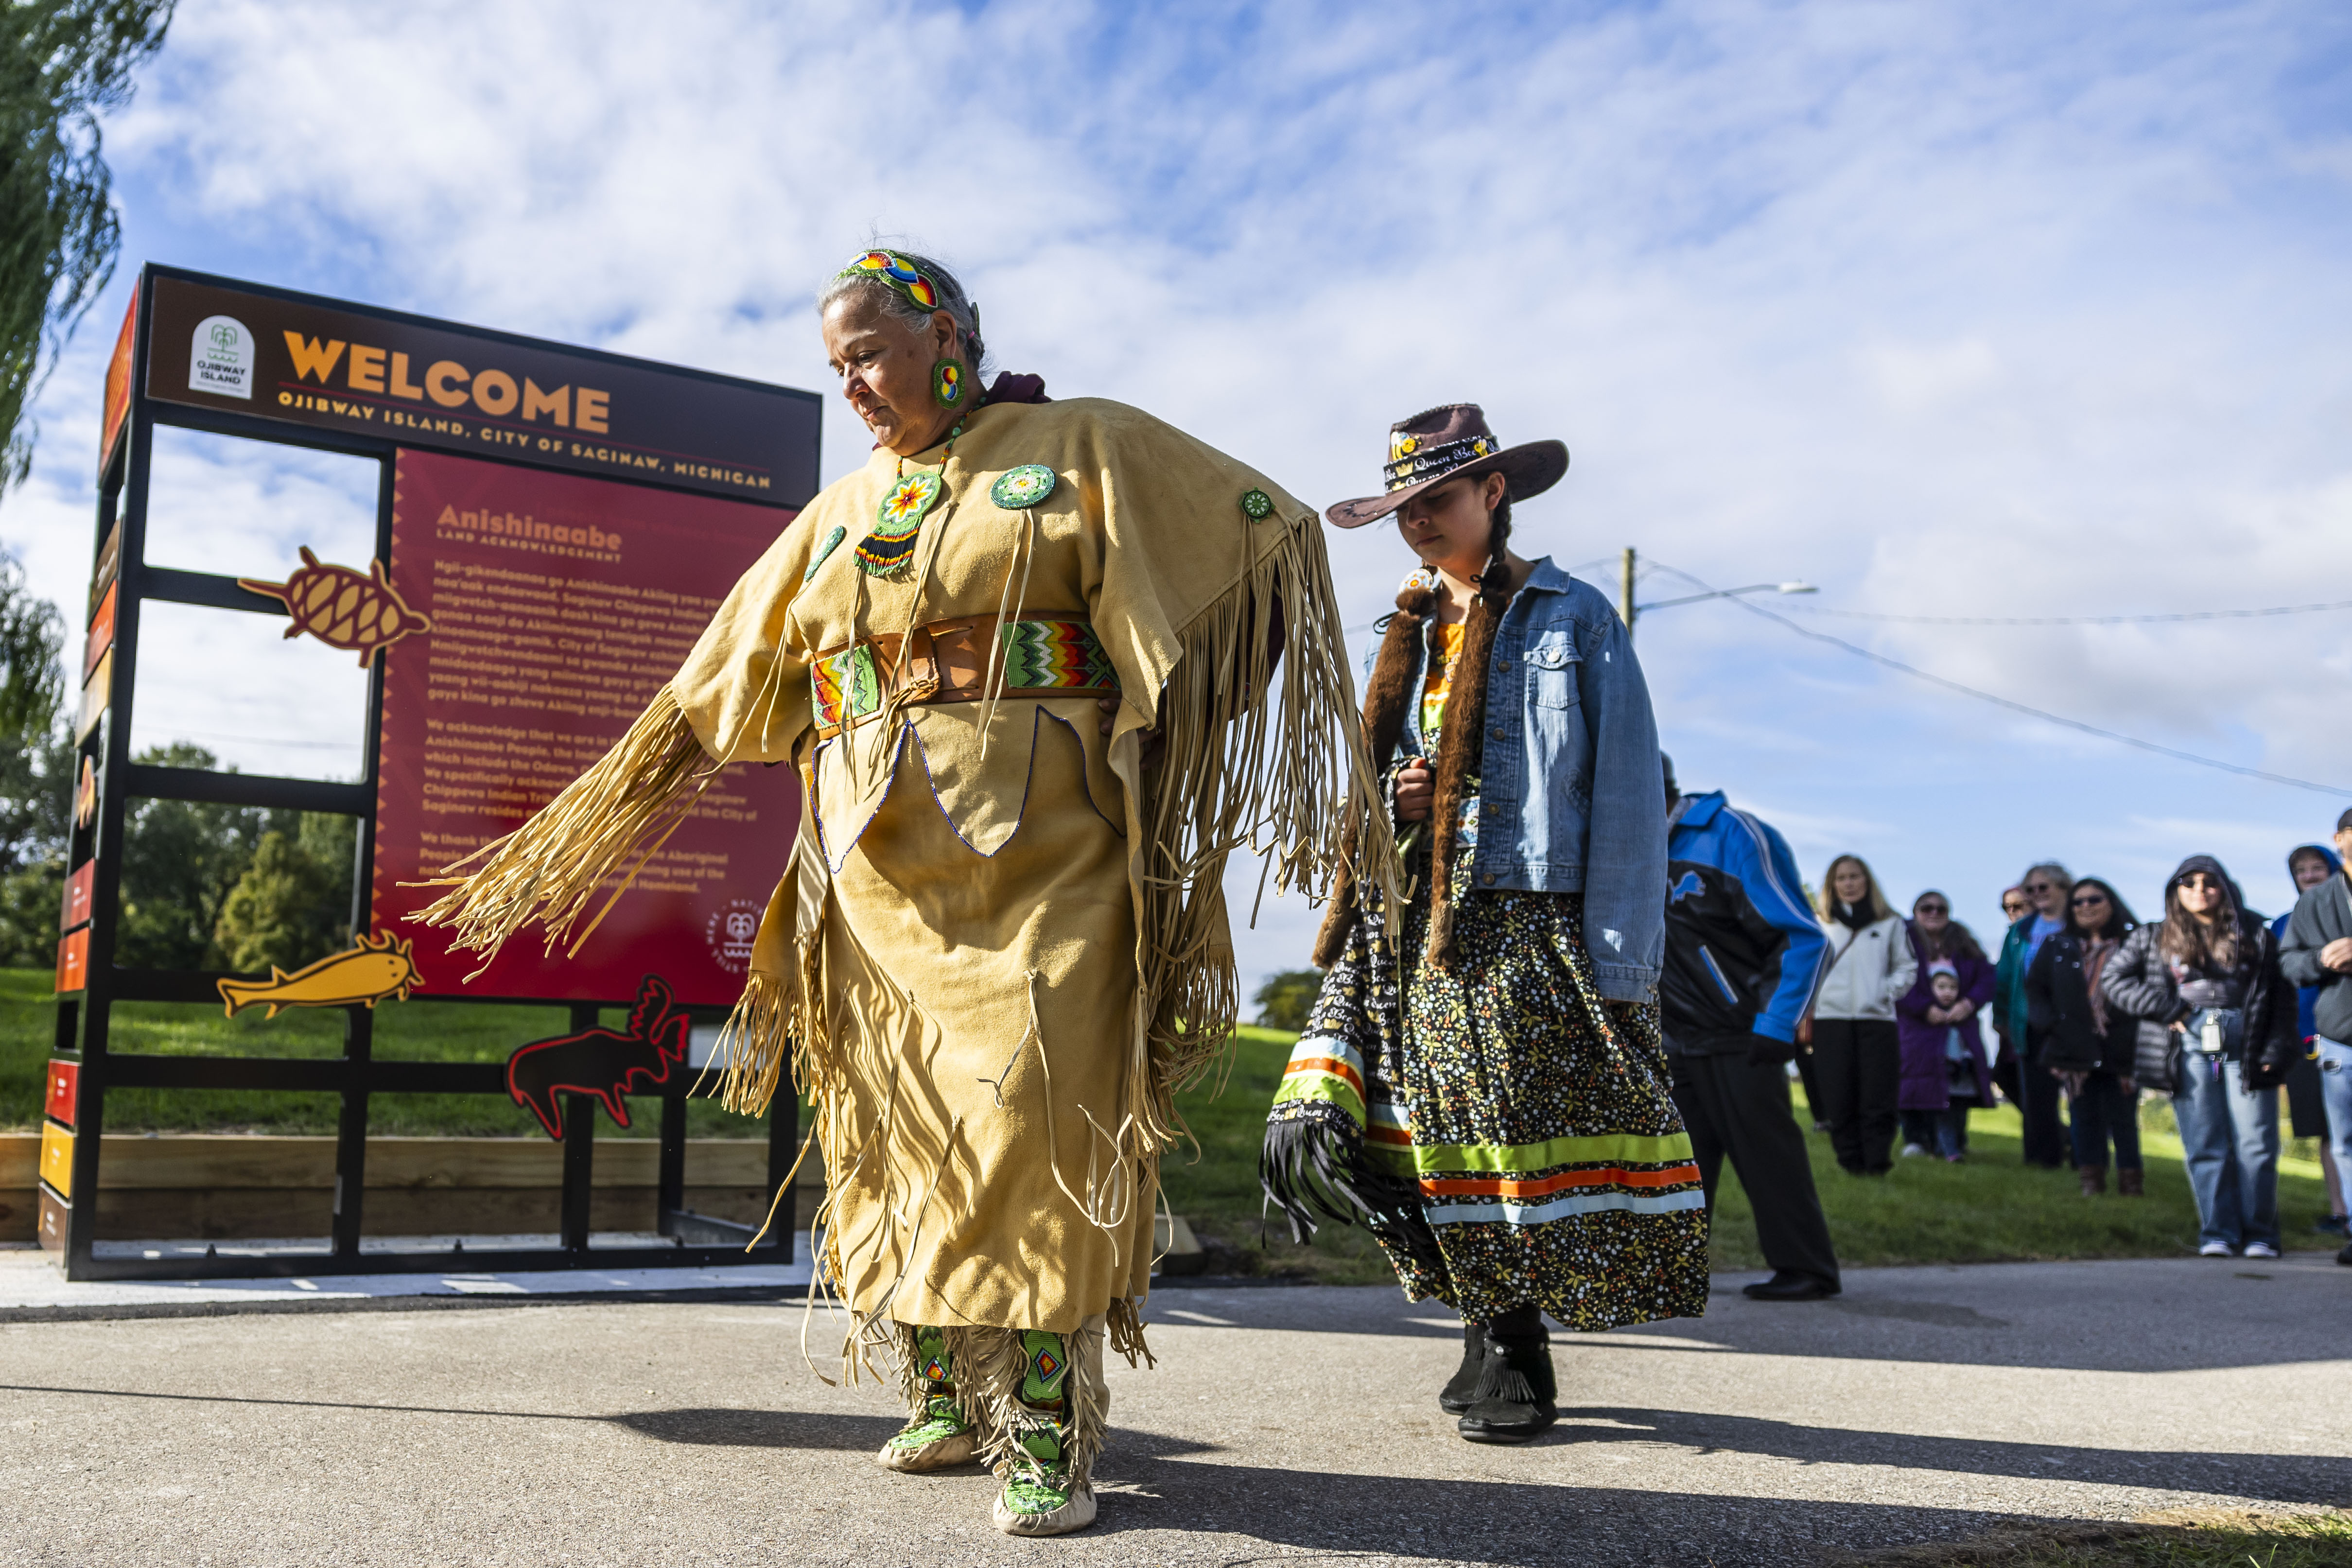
[[1325, 403, 1568, 530]]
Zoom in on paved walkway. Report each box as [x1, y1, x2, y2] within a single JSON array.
[[0, 1237, 813, 1318], [0, 1254, 2344, 1566]]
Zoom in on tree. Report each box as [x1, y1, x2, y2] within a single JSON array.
[[1252, 968, 1322, 1033], [214, 830, 338, 974], [1, 0, 175, 496], [0, 548, 69, 963], [0, 549, 67, 871]]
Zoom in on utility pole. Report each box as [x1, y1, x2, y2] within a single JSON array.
[[1620, 546, 1638, 635]]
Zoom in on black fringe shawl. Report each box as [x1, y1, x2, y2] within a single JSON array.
[[1260, 1099, 1443, 1277]]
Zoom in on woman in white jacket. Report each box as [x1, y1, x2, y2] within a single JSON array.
[[1811, 855, 1918, 1175]]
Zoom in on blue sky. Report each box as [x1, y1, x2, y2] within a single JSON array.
[[8, 0, 2352, 998]]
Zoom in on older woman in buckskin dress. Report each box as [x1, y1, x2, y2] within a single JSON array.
[[1264, 405, 1707, 1445], [419, 248, 1387, 1535]]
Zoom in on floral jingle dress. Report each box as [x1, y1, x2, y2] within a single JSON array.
[[1270, 622, 1709, 1328]]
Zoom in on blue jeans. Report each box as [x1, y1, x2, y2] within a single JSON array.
[[2318, 1038, 2352, 1197], [2169, 1051, 2280, 1250], [1900, 1106, 1970, 1159], [2067, 1072, 2142, 1172]]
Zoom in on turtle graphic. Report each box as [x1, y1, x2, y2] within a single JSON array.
[[238, 547, 434, 667]]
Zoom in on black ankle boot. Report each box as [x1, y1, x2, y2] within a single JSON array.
[[1438, 1320, 1488, 1414], [1457, 1320, 1557, 1445]]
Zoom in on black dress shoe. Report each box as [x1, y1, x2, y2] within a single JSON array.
[[1438, 1320, 1488, 1414], [1741, 1271, 1839, 1301], [1456, 1329, 1557, 1445]]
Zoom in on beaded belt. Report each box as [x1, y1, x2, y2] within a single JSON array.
[[811, 611, 1119, 738]]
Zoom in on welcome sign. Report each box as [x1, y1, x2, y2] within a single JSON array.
[[143, 275, 819, 505]]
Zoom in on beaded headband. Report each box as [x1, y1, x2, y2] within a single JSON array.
[[835, 249, 981, 339], [840, 249, 940, 309]]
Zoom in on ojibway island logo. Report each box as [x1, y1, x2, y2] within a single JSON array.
[[706, 898, 763, 976], [189, 315, 254, 399]]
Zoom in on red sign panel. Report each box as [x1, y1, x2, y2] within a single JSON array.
[[370, 448, 801, 1004], [83, 582, 115, 681], [54, 928, 87, 994], [98, 287, 137, 479], [60, 862, 91, 932], [45, 1059, 77, 1128]]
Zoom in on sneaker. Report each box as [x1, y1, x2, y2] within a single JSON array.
[[877, 1395, 978, 1472], [2315, 1214, 2349, 1236], [2242, 1241, 2281, 1260], [2198, 1241, 2234, 1257], [2338, 1240, 2352, 1268], [1900, 1143, 1930, 1159]]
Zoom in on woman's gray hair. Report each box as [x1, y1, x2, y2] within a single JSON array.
[[817, 249, 990, 378], [2021, 861, 2072, 891]]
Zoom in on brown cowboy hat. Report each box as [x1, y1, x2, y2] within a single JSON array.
[[1325, 403, 1568, 529]]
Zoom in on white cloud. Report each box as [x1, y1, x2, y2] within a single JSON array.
[[8, 0, 2352, 1001]]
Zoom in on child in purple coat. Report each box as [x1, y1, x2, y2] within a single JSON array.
[[1897, 891, 1998, 1160]]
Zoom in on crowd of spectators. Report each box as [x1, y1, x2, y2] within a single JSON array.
[[1801, 836, 2352, 1264], [1660, 762, 2352, 1300]]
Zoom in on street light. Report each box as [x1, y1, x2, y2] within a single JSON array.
[[1618, 547, 1814, 636]]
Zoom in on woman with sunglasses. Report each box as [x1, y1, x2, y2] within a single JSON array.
[[1894, 891, 1995, 1160], [2100, 856, 2300, 1255], [1993, 862, 2076, 1168], [2024, 878, 2143, 1195]]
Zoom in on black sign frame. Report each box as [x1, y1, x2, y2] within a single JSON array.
[[45, 263, 819, 1283]]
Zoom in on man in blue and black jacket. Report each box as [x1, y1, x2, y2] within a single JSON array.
[[1661, 757, 1841, 1301]]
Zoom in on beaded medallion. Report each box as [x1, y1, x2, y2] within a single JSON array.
[[990, 465, 1057, 510], [858, 470, 944, 575], [1240, 488, 1274, 521]]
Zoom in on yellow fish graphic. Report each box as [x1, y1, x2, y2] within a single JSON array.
[[217, 932, 424, 1019]]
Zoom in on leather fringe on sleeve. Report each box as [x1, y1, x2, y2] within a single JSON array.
[[1130, 515, 1397, 1153], [407, 686, 718, 968]]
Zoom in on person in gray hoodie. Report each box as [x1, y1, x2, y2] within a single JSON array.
[[2277, 811, 2352, 1266]]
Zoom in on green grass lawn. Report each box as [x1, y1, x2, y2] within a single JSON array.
[[1160, 1027, 2342, 1285], [9, 982, 2338, 1272], [0, 967, 776, 1138], [1860, 1509, 2352, 1568]]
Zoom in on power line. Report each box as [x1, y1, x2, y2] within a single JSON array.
[[1642, 559, 2352, 798], [1789, 599, 2352, 627]]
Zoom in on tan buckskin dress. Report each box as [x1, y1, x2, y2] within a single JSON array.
[[419, 395, 1388, 1467]]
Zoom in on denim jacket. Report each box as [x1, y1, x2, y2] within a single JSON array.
[[1389, 557, 1667, 1002]]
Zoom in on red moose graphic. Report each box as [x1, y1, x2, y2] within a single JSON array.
[[505, 974, 690, 1141]]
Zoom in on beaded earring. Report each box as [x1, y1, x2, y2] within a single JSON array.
[[932, 359, 966, 409]]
